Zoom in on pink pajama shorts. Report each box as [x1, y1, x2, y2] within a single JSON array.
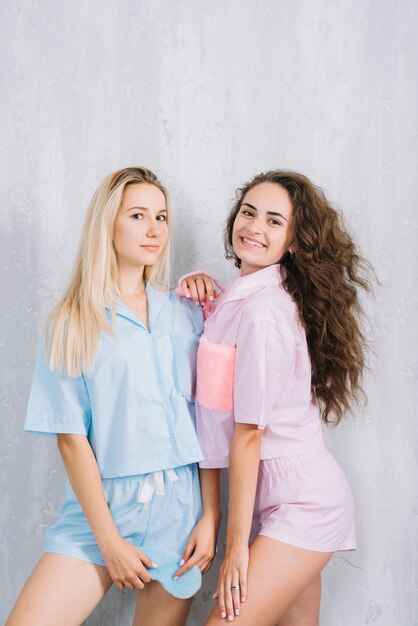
[[251, 446, 356, 552]]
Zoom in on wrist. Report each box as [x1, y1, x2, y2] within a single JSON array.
[[225, 541, 249, 559], [202, 507, 222, 523], [226, 532, 249, 550], [96, 528, 122, 554]]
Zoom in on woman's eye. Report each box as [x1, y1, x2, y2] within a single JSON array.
[[242, 210, 254, 217], [269, 219, 282, 226], [156, 214, 167, 222], [132, 213, 143, 220]]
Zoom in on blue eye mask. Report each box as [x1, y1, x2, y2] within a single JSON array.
[[143, 546, 202, 599]]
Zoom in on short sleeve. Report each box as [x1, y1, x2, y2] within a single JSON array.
[[233, 317, 294, 428], [24, 344, 92, 438]]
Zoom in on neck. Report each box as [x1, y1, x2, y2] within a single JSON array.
[[117, 262, 146, 297], [240, 262, 277, 278], [240, 263, 262, 277]]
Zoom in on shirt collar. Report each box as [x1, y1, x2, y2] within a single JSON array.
[[214, 264, 283, 311], [105, 283, 171, 330], [147, 283, 171, 329]]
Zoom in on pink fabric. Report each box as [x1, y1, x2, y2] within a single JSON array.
[[177, 263, 356, 553], [195, 264, 323, 468], [179, 263, 356, 552], [196, 336, 236, 412], [251, 449, 356, 552]]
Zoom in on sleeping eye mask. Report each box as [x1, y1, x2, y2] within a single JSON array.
[[143, 546, 202, 599]]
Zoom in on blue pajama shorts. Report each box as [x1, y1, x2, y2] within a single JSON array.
[[44, 463, 202, 566]]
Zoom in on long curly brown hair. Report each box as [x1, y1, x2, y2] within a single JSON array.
[[224, 170, 374, 424]]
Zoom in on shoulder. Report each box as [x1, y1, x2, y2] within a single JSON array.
[[169, 290, 204, 335], [241, 283, 297, 332]]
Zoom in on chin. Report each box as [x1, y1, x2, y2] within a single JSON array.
[[240, 252, 267, 266], [141, 251, 162, 262]]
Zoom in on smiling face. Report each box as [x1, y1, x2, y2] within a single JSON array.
[[113, 183, 169, 272], [232, 182, 294, 276]]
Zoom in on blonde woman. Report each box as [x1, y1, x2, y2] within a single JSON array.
[[6, 167, 219, 626]]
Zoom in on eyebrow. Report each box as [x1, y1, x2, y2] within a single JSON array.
[[241, 202, 288, 222], [126, 206, 168, 213]]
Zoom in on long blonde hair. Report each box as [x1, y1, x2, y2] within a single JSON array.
[[45, 166, 171, 377]]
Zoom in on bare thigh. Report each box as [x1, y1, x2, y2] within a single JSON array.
[[276, 576, 321, 626], [133, 580, 193, 626], [205, 536, 332, 626], [6, 553, 113, 626]]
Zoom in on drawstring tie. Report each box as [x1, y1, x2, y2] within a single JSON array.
[[138, 469, 179, 509]]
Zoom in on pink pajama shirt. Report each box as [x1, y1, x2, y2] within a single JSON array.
[[183, 264, 356, 552]]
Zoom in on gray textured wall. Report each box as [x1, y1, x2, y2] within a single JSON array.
[[1, 1, 417, 624]]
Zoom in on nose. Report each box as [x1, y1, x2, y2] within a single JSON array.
[[247, 217, 263, 235], [146, 221, 162, 238]]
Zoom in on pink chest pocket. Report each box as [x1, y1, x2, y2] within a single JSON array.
[[196, 335, 236, 412]]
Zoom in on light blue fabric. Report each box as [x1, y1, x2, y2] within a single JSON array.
[[45, 463, 202, 599], [24, 284, 204, 478], [146, 547, 202, 599]]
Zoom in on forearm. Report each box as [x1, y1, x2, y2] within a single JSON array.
[[199, 467, 222, 522], [226, 425, 262, 548], [57, 434, 120, 551]]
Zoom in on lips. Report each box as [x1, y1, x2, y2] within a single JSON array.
[[240, 236, 267, 249]]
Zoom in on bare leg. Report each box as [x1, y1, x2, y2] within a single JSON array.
[[133, 580, 193, 626], [277, 576, 321, 626], [205, 536, 332, 626], [6, 553, 112, 626]]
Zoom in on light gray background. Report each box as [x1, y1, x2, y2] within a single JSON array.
[[1, 1, 417, 624]]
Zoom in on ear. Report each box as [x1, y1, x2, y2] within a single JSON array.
[[288, 245, 295, 254]]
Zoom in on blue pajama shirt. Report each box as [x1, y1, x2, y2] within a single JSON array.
[[24, 284, 204, 566]]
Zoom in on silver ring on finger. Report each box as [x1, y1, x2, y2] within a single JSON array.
[[230, 584, 240, 591]]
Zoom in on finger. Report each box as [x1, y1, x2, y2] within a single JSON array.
[[174, 551, 200, 578], [180, 279, 191, 298], [231, 585, 241, 617], [188, 281, 201, 304], [200, 558, 214, 574], [198, 551, 215, 572], [181, 538, 196, 565], [137, 549, 157, 570], [123, 581, 134, 591], [218, 582, 227, 620], [136, 564, 151, 584], [225, 579, 235, 622], [240, 576, 247, 603], [201, 276, 216, 301], [195, 278, 207, 304], [131, 576, 145, 591]]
